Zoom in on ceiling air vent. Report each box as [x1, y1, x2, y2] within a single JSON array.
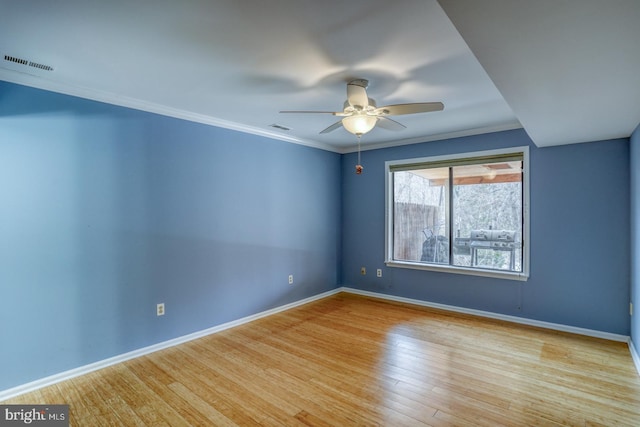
[[4, 55, 28, 66], [3, 55, 54, 71], [28, 61, 53, 71], [270, 124, 291, 131]]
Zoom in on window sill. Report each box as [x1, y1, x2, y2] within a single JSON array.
[[385, 260, 529, 281]]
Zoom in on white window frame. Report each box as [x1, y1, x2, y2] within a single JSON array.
[[385, 146, 530, 281]]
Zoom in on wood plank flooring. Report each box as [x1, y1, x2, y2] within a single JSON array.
[[4, 293, 640, 426]]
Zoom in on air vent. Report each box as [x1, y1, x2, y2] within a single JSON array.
[[3, 54, 53, 71], [270, 124, 291, 131], [4, 55, 28, 66], [28, 61, 53, 71]]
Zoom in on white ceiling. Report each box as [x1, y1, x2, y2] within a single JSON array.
[[438, 0, 640, 148], [1, 0, 638, 153]]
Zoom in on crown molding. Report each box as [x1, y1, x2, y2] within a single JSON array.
[[337, 122, 524, 154], [1, 69, 522, 155], [0, 69, 341, 153]]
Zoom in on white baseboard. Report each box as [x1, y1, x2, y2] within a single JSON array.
[[340, 287, 630, 343], [0, 288, 341, 402], [2, 286, 635, 401], [630, 340, 640, 376]]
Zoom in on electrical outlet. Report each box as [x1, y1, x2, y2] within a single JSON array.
[[289, 274, 294, 285], [377, 269, 382, 277], [157, 303, 165, 316], [361, 267, 366, 275]]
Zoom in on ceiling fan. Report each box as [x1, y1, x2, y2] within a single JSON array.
[[280, 79, 444, 136]]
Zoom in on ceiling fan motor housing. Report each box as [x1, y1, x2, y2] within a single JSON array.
[[348, 78, 369, 88], [280, 79, 444, 136]]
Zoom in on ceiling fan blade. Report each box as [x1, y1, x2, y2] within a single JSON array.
[[375, 102, 444, 116], [377, 116, 406, 131], [347, 82, 369, 109], [319, 121, 344, 134], [280, 110, 338, 114]]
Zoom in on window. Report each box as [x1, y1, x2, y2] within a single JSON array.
[[385, 147, 529, 280]]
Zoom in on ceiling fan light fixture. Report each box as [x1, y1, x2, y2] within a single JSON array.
[[280, 79, 443, 137], [342, 114, 377, 136]]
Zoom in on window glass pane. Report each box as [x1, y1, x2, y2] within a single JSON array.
[[386, 148, 528, 279], [452, 161, 522, 272], [393, 168, 449, 263]]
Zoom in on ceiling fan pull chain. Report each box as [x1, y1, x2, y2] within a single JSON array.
[[355, 135, 363, 175]]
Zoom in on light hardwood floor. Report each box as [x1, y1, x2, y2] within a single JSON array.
[[5, 293, 640, 426]]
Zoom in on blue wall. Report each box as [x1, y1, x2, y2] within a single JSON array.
[[0, 79, 634, 393], [342, 129, 630, 335], [0, 82, 342, 391], [631, 124, 640, 356]]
